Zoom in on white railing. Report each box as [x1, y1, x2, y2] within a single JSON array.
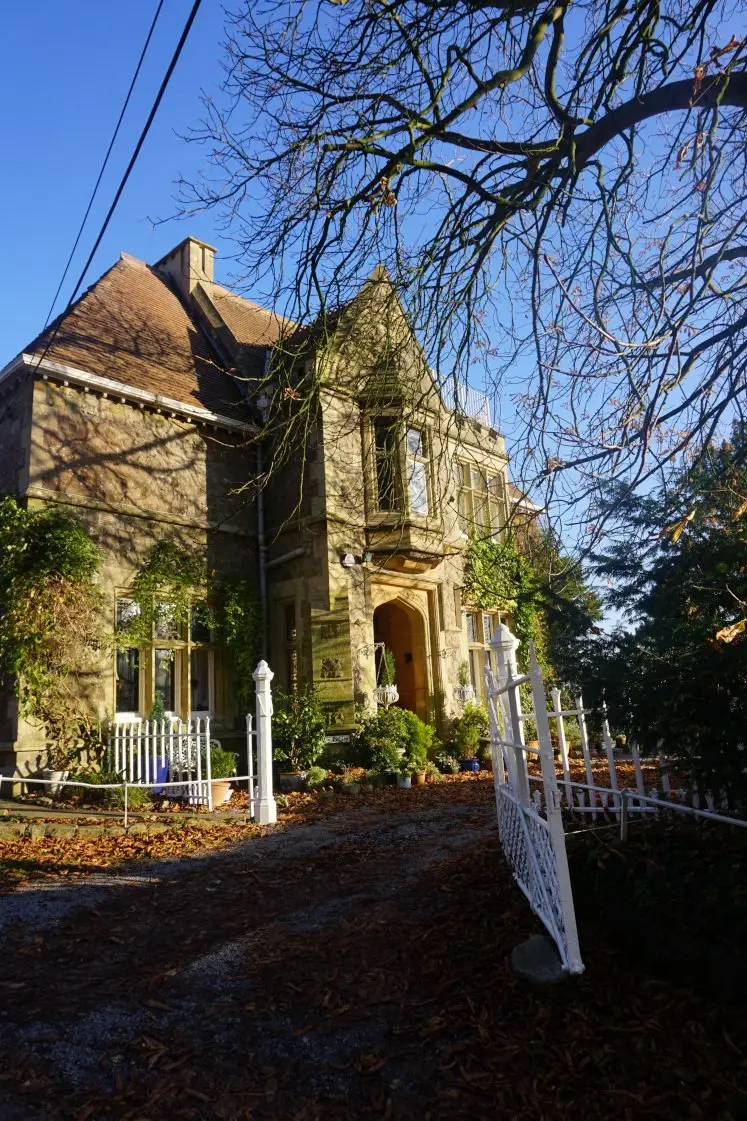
[[486, 626, 584, 974], [455, 384, 491, 427], [108, 716, 214, 809]]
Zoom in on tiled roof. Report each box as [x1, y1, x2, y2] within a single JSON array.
[[200, 282, 294, 348], [26, 255, 249, 423]]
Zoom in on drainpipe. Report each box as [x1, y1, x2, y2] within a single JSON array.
[[257, 350, 272, 660], [257, 440, 268, 660]]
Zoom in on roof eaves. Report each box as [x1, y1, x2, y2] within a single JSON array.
[[14, 353, 257, 434]]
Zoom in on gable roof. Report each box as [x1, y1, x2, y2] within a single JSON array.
[[198, 281, 294, 349], [26, 254, 249, 423]]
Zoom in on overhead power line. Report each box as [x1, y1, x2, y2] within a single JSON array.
[[35, 0, 205, 370], [44, 0, 167, 329]]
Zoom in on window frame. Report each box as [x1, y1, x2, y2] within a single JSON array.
[[463, 609, 501, 702], [114, 595, 218, 723]]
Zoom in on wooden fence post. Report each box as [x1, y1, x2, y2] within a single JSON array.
[[253, 660, 277, 825]]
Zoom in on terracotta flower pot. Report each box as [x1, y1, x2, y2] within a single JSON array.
[[210, 780, 233, 806], [412, 770, 427, 785]]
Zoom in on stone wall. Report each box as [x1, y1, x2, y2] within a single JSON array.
[[0, 372, 32, 498], [1, 378, 257, 772]]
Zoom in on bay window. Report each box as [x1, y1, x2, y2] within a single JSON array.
[[372, 418, 433, 517]]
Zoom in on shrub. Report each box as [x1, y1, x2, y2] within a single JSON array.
[[272, 684, 327, 771], [306, 765, 328, 788], [424, 759, 443, 782], [435, 751, 460, 774], [454, 702, 489, 758], [67, 769, 152, 810], [0, 497, 107, 769], [354, 707, 410, 773], [354, 707, 439, 773], [399, 710, 436, 770], [206, 743, 238, 779]]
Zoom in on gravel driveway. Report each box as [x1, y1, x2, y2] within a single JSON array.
[[1, 788, 745, 1121]]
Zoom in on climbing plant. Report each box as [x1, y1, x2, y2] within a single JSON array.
[[121, 541, 208, 648], [0, 497, 107, 765], [463, 533, 600, 680], [463, 536, 548, 671], [122, 540, 261, 709]]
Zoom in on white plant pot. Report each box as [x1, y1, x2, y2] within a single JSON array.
[[376, 684, 399, 707], [41, 769, 68, 796], [454, 684, 475, 704]]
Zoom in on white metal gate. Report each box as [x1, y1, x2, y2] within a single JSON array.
[[109, 717, 214, 808], [486, 625, 584, 974]]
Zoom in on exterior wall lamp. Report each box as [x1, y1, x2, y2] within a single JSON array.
[[340, 552, 374, 568]]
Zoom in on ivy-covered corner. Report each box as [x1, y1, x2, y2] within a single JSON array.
[[120, 539, 262, 712], [0, 496, 109, 768], [463, 532, 600, 684]]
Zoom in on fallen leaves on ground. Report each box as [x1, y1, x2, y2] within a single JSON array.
[[0, 792, 745, 1120], [0, 775, 494, 895]]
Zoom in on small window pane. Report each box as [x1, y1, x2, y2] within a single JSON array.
[[465, 612, 478, 644], [469, 649, 481, 694], [116, 598, 140, 632], [374, 422, 398, 511], [483, 614, 494, 645], [190, 648, 210, 712], [190, 604, 211, 643], [155, 649, 176, 712], [406, 428, 424, 456], [409, 460, 429, 515], [155, 602, 178, 640], [116, 648, 140, 713]]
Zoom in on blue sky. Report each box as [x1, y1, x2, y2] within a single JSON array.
[[1, 0, 240, 363]]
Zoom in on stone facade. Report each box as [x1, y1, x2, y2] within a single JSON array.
[[0, 237, 512, 773]]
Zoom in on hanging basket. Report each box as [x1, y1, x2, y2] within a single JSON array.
[[376, 683, 399, 707], [454, 683, 475, 705]]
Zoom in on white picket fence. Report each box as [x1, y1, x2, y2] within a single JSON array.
[[108, 716, 215, 807], [105, 660, 278, 823]]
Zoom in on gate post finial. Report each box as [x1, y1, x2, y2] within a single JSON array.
[[491, 622, 520, 680], [252, 659, 277, 825]]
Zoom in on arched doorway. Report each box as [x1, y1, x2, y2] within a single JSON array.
[[373, 599, 428, 720]]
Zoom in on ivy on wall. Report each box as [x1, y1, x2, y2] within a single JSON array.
[[463, 536, 549, 671], [121, 540, 262, 709], [0, 497, 108, 765], [463, 531, 601, 686]]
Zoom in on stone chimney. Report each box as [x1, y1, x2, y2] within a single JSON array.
[[154, 236, 216, 299]]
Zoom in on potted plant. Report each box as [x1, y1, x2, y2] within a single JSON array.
[[143, 694, 170, 793], [207, 743, 238, 806], [375, 647, 399, 707], [272, 684, 327, 790], [454, 702, 489, 772], [354, 707, 408, 781], [435, 750, 460, 774], [454, 661, 475, 706], [40, 745, 75, 797]]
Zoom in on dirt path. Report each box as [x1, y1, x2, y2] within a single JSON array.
[[1, 790, 745, 1120]]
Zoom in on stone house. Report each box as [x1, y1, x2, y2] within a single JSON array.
[[0, 237, 516, 774]]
